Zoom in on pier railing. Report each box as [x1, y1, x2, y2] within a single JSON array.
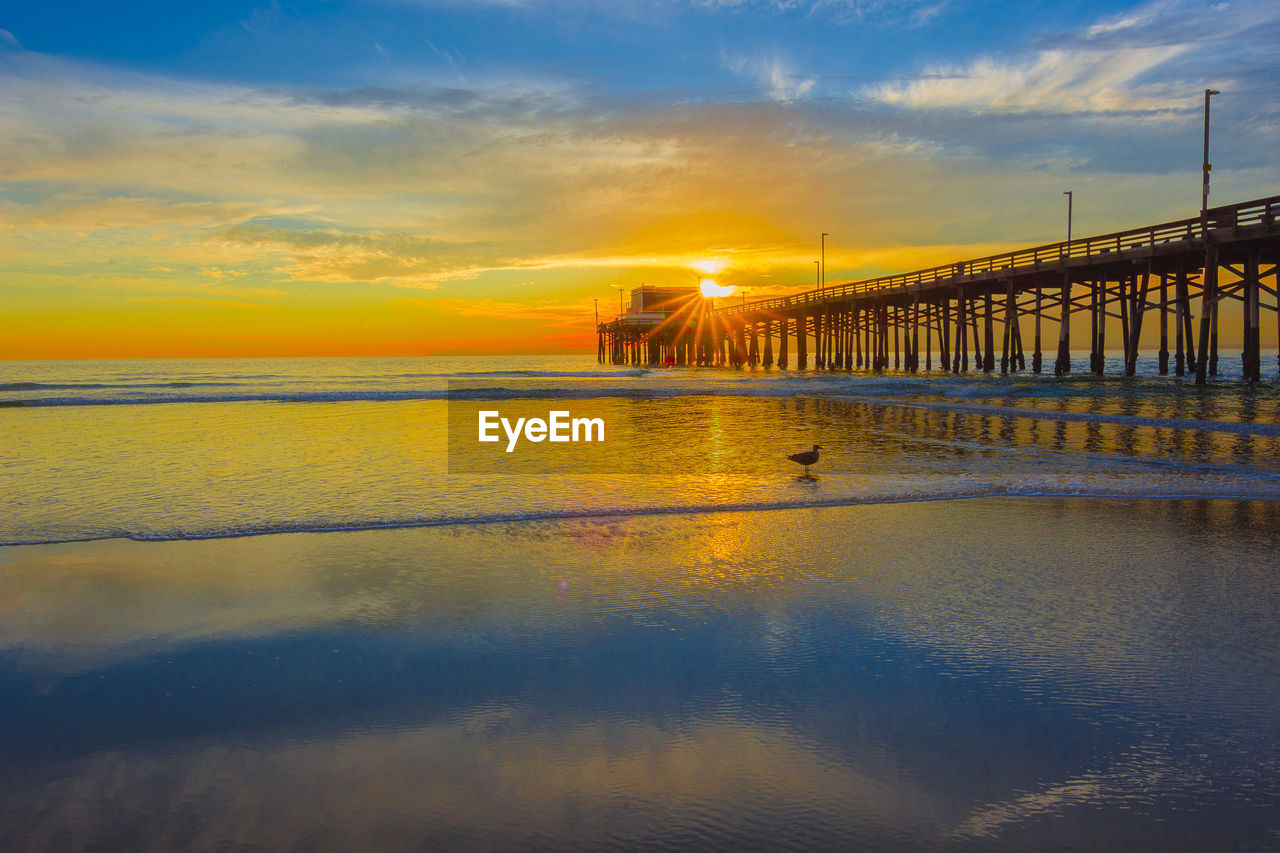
[[715, 194, 1280, 317]]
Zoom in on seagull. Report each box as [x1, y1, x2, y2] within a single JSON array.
[[788, 444, 822, 475]]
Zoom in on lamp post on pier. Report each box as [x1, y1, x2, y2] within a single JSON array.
[[820, 232, 828, 294], [1196, 87, 1221, 384], [1055, 191, 1074, 375], [1202, 88, 1220, 234]]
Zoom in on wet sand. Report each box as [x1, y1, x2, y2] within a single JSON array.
[[1, 497, 1279, 851]]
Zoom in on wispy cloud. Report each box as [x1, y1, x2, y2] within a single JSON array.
[[1052, 0, 1280, 50], [866, 45, 1192, 113], [240, 1, 283, 37], [867, 0, 1280, 114], [1, 197, 266, 232], [722, 52, 816, 102], [208, 223, 497, 285]]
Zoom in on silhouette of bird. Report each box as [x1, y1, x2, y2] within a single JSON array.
[[788, 444, 822, 474]]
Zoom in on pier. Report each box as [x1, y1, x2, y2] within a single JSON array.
[[597, 193, 1280, 383]]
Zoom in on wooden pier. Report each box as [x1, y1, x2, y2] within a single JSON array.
[[597, 193, 1280, 383]]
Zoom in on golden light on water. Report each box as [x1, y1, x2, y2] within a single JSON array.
[[700, 279, 736, 298]]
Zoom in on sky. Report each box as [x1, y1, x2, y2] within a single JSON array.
[[2, 0, 1279, 357]]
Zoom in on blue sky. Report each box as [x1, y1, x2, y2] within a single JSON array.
[[4, 2, 1079, 82], [2, 1, 1279, 355]]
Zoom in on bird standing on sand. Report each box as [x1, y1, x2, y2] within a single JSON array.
[[788, 444, 822, 474]]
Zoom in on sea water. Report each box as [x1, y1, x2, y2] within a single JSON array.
[[3, 354, 1280, 545], [2, 355, 1280, 850]]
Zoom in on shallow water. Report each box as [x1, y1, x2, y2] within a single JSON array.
[[0, 500, 1278, 850], [3, 355, 1280, 545]]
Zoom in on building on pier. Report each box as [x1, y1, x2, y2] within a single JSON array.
[[618, 286, 701, 330], [598, 286, 705, 366]]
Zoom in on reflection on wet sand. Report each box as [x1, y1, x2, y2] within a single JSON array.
[[1, 717, 976, 852], [1, 499, 1279, 848], [2, 499, 1279, 685]]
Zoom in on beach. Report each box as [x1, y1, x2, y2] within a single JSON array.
[[3, 356, 1280, 850], [1, 498, 1278, 850]]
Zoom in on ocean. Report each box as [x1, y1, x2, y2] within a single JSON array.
[[4, 353, 1280, 545], [2, 355, 1279, 850]]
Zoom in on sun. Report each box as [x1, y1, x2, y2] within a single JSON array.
[[699, 279, 736, 297]]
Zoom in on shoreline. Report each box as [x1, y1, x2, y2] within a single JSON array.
[[5, 491, 1280, 549]]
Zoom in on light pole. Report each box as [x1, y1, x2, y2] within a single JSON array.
[[1196, 87, 1221, 384], [615, 285, 626, 317], [1056, 191, 1074, 376], [1201, 88, 1220, 235], [814, 260, 819, 290], [820, 232, 829, 293]]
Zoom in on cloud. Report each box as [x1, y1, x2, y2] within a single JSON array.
[[865, 0, 1280, 115], [721, 52, 816, 103], [2, 196, 265, 232], [762, 57, 816, 103], [240, 1, 283, 36], [209, 223, 496, 284], [1054, 0, 1280, 50], [199, 266, 250, 279], [1085, 6, 1165, 38], [866, 45, 1192, 113]]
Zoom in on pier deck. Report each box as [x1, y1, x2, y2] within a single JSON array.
[[597, 193, 1280, 382]]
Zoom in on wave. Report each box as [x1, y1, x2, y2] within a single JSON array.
[[5, 486, 1279, 548], [0, 380, 834, 407], [442, 368, 651, 379], [0, 489, 996, 546], [0, 387, 665, 407], [289, 368, 653, 380], [0, 381, 238, 391], [5, 385, 1279, 441]]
